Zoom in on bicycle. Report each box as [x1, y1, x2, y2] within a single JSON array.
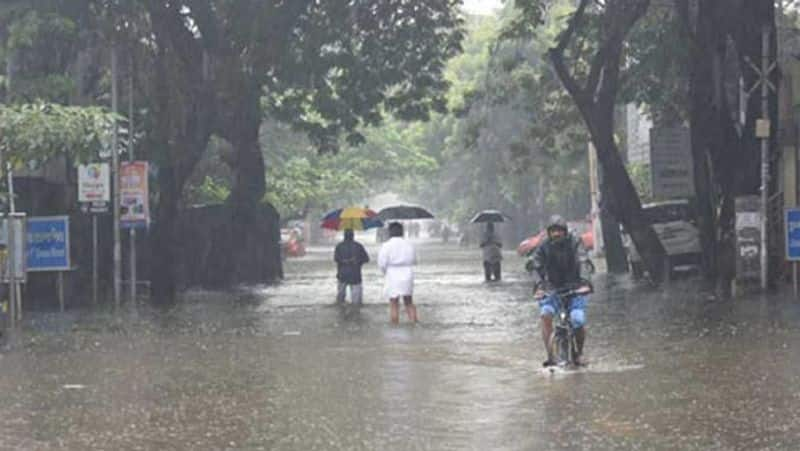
[[534, 279, 593, 367]]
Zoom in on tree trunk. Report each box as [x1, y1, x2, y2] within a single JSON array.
[[591, 121, 664, 279], [151, 166, 180, 302], [597, 154, 628, 273], [215, 73, 278, 286], [686, 2, 720, 285], [147, 5, 216, 304], [680, 0, 777, 290], [600, 201, 628, 273], [547, 0, 665, 282]]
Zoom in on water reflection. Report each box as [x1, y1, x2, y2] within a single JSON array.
[[0, 242, 798, 449]]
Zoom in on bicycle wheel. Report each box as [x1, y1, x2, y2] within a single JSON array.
[[549, 329, 570, 364], [568, 333, 578, 365], [581, 259, 595, 276]]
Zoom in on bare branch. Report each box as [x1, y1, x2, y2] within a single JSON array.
[[548, 47, 587, 105], [591, 0, 651, 102], [549, 0, 591, 102], [586, 44, 609, 95], [552, 0, 591, 54]]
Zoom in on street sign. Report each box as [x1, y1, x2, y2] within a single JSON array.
[[79, 163, 110, 215], [649, 126, 695, 200], [26, 216, 70, 272], [120, 161, 150, 229], [786, 208, 800, 261], [78, 163, 110, 203], [735, 196, 761, 280], [81, 201, 109, 214]]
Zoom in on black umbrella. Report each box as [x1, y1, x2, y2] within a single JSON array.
[[377, 204, 435, 220], [470, 210, 511, 223]]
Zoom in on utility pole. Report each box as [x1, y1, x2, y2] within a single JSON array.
[[744, 24, 777, 291], [759, 26, 773, 291], [128, 67, 137, 305], [6, 164, 15, 329], [112, 45, 122, 308]]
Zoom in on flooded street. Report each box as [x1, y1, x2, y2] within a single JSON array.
[[2, 240, 800, 450]]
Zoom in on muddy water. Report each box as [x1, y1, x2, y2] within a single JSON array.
[[0, 240, 799, 450]]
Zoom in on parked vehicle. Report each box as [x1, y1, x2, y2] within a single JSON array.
[[625, 200, 701, 279], [280, 227, 306, 259]]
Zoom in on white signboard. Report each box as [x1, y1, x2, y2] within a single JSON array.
[[78, 163, 110, 203], [649, 126, 695, 200]]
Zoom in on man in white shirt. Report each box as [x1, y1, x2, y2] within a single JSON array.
[[378, 222, 418, 323]]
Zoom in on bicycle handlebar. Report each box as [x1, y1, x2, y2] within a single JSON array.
[[533, 279, 593, 300]]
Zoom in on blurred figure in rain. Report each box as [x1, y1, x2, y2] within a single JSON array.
[[378, 222, 418, 323], [480, 222, 502, 282], [334, 229, 370, 305]]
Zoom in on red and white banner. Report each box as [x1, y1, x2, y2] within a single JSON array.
[[120, 161, 150, 228]]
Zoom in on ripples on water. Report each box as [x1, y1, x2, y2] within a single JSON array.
[[0, 241, 799, 450]]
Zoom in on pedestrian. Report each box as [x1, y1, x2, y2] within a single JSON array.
[[480, 222, 503, 282], [378, 222, 418, 323], [334, 229, 370, 305], [441, 223, 451, 243]]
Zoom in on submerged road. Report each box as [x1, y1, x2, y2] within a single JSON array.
[[1, 240, 800, 450]]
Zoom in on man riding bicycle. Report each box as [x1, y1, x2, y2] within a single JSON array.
[[530, 216, 588, 367]]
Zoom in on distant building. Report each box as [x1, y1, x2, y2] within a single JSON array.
[[624, 104, 653, 165]]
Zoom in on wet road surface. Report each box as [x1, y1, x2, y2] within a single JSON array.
[[1, 240, 800, 450]]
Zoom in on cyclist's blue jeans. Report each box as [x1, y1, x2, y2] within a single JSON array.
[[539, 294, 587, 329]]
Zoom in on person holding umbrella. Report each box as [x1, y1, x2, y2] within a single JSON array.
[[480, 222, 503, 282], [378, 222, 418, 323], [334, 229, 370, 305], [322, 206, 383, 304], [470, 210, 510, 282]]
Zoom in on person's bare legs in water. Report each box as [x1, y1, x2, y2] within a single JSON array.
[[541, 314, 555, 364], [390, 296, 418, 323], [390, 298, 400, 323], [403, 296, 418, 322]]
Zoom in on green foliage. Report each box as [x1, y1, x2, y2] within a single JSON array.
[[188, 176, 232, 206], [619, 5, 690, 123], [0, 102, 120, 166], [264, 0, 465, 151], [403, 9, 591, 227], [261, 118, 438, 219], [1, 3, 85, 103]]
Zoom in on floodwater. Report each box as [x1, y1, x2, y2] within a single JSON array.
[[1, 239, 800, 450]]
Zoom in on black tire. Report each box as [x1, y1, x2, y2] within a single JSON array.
[[581, 259, 595, 276], [549, 330, 570, 365], [630, 260, 644, 280], [569, 334, 579, 365]]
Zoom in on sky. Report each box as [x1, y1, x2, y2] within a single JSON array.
[[462, 0, 503, 15]]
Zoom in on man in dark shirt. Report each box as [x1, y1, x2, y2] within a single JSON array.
[[531, 216, 587, 366], [334, 229, 370, 304]]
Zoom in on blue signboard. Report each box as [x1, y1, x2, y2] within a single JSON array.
[[786, 208, 800, 261], [26, 216, 70, 271]]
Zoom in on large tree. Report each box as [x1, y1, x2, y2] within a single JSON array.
[[3, 1, 464, 302], [510, 0, 667, 279], [675, 0, 777, 293], [102, 1, 464, 302]]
